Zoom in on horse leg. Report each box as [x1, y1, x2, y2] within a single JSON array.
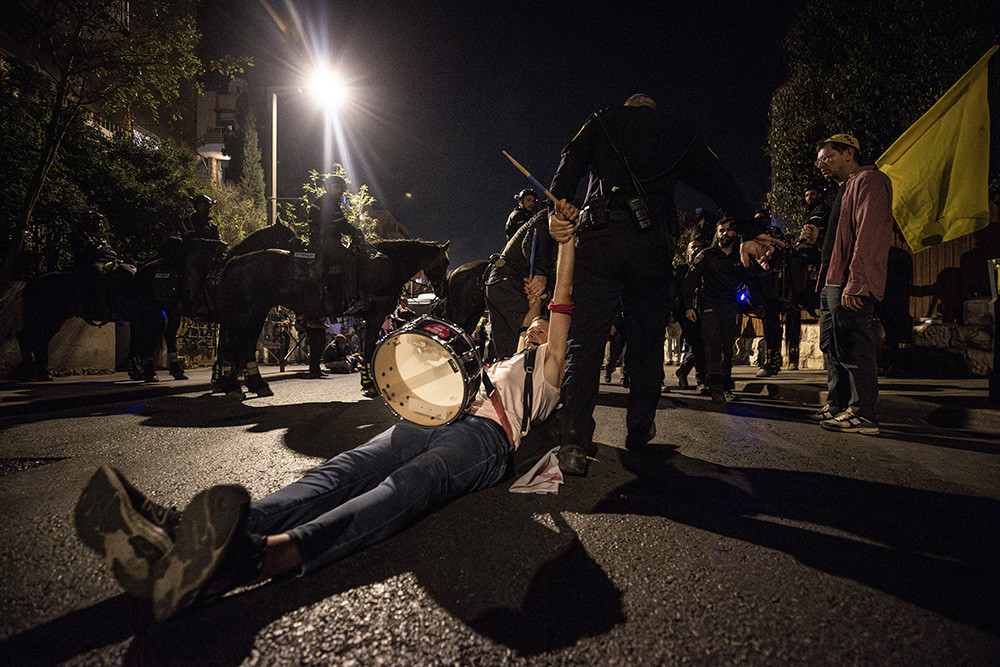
[[359, 319, 382, 397], [213, 323, 244, 398], [165, 309, 187, 380], [242, 316, 273, 397], [244, 359, 273, 397]]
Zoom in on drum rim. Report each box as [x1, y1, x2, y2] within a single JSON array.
[[372, 315, 483, 426]]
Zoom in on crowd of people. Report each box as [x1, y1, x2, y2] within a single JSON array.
[[73, 94, 903, 623]]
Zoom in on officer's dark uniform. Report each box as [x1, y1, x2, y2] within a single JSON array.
[[485, 209, 555, 359], [685, 244, 749, 394], [549, 102, 764, 471], [505, 205, 533, 241], [785, 237, 822, 368], [308, 191, 371, 312]]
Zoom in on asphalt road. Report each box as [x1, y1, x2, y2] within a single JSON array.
[[1, 373, 998, 665]]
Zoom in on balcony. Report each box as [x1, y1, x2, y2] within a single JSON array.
[[196, 127, 230, 161]]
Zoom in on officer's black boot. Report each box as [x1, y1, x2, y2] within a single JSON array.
[[557, 423, 597, 477]]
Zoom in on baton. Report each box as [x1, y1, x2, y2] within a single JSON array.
[[502, 151, 557, 203]]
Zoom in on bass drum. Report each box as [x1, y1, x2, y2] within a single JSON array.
[[372, 316, 483, 427]]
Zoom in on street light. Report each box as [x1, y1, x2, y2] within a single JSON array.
[[268, 68, 349, 225]]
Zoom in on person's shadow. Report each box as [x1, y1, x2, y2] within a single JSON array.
[[595, 445, 1000, 635]]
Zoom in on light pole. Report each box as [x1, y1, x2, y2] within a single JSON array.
[[267, 69, 349, 225], [267, 87, 298, 225]]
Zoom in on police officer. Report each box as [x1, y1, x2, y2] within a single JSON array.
[[684, 218, 748, 403], [784, 221, 822, 370], [183, 195, 221, 241], [307, 175, 372, 316], [505, 188, 538, 240], [547, 93, 781, 475], [71, 210, 118, 272], [486, 208, 555, 359]]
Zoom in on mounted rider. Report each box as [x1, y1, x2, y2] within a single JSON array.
[[307, 175, 375, 316], [69, 210, 134, 320], [156, 195, 226, 317], [182, 194, 222, 241]]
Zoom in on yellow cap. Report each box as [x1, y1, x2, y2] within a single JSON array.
[[820, 133, 860, 150]]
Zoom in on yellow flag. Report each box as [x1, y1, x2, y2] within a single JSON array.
[[876, 46, 996, 253]]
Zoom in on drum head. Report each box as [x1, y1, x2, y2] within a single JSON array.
[[373, 329, 469, 426]]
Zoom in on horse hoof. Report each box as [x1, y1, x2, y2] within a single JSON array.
[[362, 385, 379, 398], [143, 373, 159, 383]]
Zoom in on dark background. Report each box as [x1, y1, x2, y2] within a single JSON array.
[[203, 0, 805, 266]]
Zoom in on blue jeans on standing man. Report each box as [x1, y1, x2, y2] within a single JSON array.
[[245, 416, 511, 575], [819, 284, 879, 421]]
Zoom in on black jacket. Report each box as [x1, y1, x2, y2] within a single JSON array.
[[486, 210, 554, 286], [684, 245, 747, 309], [505, 207, 533, 240], [549, 105, 762, 239]]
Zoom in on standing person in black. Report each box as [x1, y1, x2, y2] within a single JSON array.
[[505, 189, 538, 241], [305, 175, 373, 378], [673, 238, 706, 391], [486, 208, 555, 359], [784, 222, 822, 370], [684, 218, 748, 403], [753, 218, 787, 378], [547, 93, 781, 475], [604, 308, 627, 384]]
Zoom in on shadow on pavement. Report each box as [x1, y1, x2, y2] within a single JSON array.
[[596, 445, 1000, 635], [4, 418, 997, 664], [134, 394, 398, 459]]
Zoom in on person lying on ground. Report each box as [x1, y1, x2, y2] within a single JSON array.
[[73, 204, 579, 622]]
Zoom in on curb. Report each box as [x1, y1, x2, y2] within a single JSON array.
[[0, 370, 304, 419]]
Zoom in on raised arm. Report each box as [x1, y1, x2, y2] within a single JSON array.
[[542, 201, 576, 386]]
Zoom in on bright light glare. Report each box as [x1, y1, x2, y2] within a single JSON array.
[[308, 67, 349, 111]]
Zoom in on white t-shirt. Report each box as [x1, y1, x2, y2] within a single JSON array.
[[467, 343, 562, 449]]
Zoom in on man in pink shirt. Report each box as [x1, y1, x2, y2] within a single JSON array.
[[809, 133, 893, 434]]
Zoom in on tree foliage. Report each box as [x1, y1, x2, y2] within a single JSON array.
[[277, 166, 378, 243], [767, 0, 999, 228], [224, 99, 266, 209], [1, 0, 203, 286], [0, 58, 214, 275]]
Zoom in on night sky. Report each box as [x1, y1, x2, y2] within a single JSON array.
[[203, 0, 806, 266]]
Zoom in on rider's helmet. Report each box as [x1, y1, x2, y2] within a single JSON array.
[[514, 188, 538, 205]]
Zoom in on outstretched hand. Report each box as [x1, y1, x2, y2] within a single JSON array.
[[549, 198, 578, 243], [739, 233, 787, 268]]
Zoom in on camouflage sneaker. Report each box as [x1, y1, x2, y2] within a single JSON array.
[[151, 484, 250, 622], [73, 466, 177, 599]]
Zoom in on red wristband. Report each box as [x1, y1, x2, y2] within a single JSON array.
[[547, 302, 574, 314]]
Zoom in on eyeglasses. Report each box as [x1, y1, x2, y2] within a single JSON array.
[[815, 154, 836, 167]]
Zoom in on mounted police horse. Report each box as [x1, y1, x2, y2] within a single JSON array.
[[127, 224, 300, 382], [16, 262, 136, 381], [212, 238, 450, 398]]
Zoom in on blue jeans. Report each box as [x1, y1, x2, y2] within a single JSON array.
[[245, 416, 511, 574], [819, 285, 879, 420]]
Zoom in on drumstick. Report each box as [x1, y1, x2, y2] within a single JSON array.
[[502, 151, 557, 203]]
